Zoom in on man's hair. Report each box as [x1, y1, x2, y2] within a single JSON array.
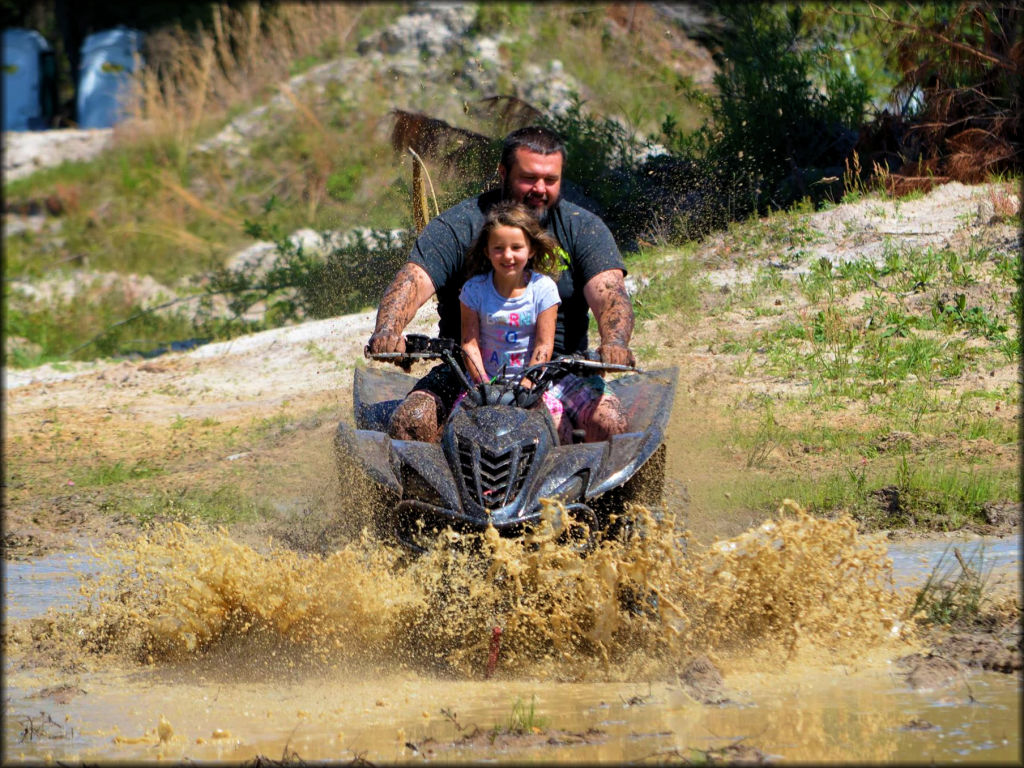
[[499, 126, 567, 171]]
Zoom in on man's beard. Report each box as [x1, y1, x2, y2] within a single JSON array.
[[503, 178, 558, 227]]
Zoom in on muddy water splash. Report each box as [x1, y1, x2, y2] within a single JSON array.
[[17, 500, 913, 680]]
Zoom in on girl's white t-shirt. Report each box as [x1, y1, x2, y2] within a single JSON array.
[[459, 270, 561, 379]]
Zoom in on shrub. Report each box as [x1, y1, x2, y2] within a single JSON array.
[[695, 6, 869, 215], [203, 223, 413, 325], [5, 285, 204, 364], [541, 8, 873, 247], [541, 96, 694, 248]]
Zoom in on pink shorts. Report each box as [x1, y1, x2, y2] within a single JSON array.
[[541, 390, 564, 419], [545, 373, 607, 426]]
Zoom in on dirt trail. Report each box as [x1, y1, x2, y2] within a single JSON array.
[[2, 304, 436, 555]]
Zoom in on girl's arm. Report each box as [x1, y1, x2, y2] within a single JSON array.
[[520, 305, 558, 389], [528, 305, 557, 366], [460, 301, 488, 384]]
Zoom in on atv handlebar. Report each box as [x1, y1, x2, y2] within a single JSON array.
[[367, 334, 638, 408], [368, 334, 636, 370]]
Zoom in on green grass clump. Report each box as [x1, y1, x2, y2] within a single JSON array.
[[850, 455, 1015, 531], [73, 460, 165, 487], [729, 459, 1014, 533], [115, 484, 270, 527], [4, 288, 212, 366]]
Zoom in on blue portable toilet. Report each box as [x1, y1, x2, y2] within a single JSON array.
[[3, 28, 56, 131], [76, 27, 144, 129]]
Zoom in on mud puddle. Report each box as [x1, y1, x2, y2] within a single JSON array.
[[884, 536, 1019, 583], [3, 506, 1020, 763], [4, 665, 1018, 763], [5, 548, 106, 621]]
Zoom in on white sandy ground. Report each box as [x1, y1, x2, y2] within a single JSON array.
[[702, 181, 1019, 286], [3, 302, 438, 423]]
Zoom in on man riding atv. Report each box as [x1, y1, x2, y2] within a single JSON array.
[[365, 126, 636, 444]]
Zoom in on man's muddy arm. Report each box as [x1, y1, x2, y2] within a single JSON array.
[[367, 262, 437, 355], [583, 268, 636, 367]]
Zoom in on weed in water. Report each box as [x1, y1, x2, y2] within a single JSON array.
[[497, 696, 548, 736], [909, 543, 993, 626], [15, 711, 74, 742]]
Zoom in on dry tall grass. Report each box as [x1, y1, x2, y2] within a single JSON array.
[[125, 3, 363, 149]]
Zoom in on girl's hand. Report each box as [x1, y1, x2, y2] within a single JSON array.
[[518, 377, 534, 390]]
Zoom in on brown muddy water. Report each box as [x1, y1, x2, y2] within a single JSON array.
[[3, 504, 1020, 764]]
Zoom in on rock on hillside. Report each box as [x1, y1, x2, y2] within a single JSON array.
[[3, 127, 114, 182]]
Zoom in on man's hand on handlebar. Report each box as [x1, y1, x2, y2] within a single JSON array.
[[366, 329, 406, 359], [366, 330, 414, 371], [596, 342, 636, 368]]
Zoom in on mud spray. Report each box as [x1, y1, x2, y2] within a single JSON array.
[[7, 499, 913, 682]]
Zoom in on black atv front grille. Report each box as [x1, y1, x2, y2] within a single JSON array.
[[458, 440, 535, 508]]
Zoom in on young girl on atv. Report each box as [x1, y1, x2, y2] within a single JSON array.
[[459, 201, 626, 443]]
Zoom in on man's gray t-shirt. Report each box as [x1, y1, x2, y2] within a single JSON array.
[[408, 189, 625, 354], [459, 270, 561, 380]]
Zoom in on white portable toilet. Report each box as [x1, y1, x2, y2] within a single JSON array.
[[76, 26, 144, 129], [3, 28, 54, 131]]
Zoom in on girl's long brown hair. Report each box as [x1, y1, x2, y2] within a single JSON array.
[[464, 201, 564, 280]]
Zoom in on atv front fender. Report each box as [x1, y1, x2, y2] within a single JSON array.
[[335, 422, 401, 495]]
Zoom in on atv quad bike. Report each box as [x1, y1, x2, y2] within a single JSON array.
[[334, 335, 677, 553]]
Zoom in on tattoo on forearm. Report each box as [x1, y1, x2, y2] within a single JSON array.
[[598, 283, 634, 346], [375, 264, 421, 333]]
